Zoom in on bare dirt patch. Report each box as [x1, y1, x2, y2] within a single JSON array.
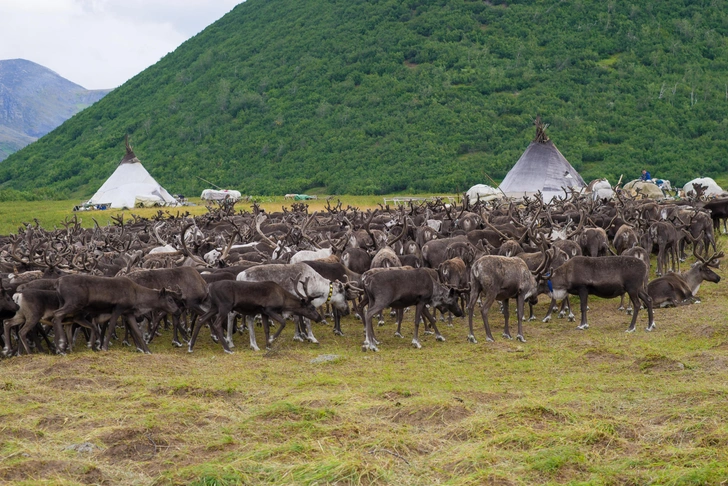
[[0, 460, 105, 484], [152, 385, 239, 399], [583, 348, 625, 363], [634, 354, 685, 372], [100, 427, 168, 463], [371, 404, 472, 427]]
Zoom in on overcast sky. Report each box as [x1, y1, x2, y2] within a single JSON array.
[[0, 0, 242, 90]]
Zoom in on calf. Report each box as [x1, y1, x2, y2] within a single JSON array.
[[190, 280, 322, 352], [548, 256, 654, 332]]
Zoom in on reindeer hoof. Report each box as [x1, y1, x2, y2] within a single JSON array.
[[250, 345, 260, 352], [568, 314, 575, 322], [307, 337, 320, 344], [423, 330, 434, 336], [321, 319, 329, 325], [224, 349, 234, 355], [694, 299, 701, 304], [576, 324, 589, 330], [517, 335, 526, 343], [333, 330, 344, 336], [626, 309, 633, 315], [646, 323, 656, 331], [377, 320, 385, 327], [542, 316, 551, 323], [187, 347, 194, 353], [617, 306, 624, 312], [558, 312, 566, 319], [486, 336, 495, 343], [467, 335, 477, 344], [293, 335, 305, 342], [394, 332, 403, 338], [503, 333, 512, 340], [122, 340, 131, 347], [528, 316, 536, 321], [354, 314, 362, 320], [625, 327, 636, 333], [411, 340, 422, 349], [436, 335, 446, 342]]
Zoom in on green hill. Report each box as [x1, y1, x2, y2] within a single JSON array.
[[2, 0, 728, 197]]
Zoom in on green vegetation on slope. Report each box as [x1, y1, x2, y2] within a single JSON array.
[[3, 0, 728, 196]]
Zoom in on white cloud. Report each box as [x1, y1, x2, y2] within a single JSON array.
[[0, 0, 241, 89]]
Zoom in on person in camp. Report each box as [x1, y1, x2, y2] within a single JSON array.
[[641, 169, 652, 181]]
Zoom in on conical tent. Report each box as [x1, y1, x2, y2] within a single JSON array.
[[498, 120, 585, 202], [87, 140, 177, 209]]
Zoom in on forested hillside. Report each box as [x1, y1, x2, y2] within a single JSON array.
[[2, 0, 728, 197]]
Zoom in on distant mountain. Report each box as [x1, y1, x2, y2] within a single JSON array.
[[0, 59, 110, 161]]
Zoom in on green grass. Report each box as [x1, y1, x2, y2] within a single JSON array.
[[0, 269, 726, 484]]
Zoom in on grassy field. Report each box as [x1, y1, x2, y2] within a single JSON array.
[[0, 200, 727, 485], [0, 286, 726, 485]]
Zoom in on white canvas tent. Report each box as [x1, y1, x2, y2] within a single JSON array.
[[683, 177, 725, 197], [498, 120, 585, 203], [87, 140, 178, 209]]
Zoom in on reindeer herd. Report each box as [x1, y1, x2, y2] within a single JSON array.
[[0, 188, 725, 356]]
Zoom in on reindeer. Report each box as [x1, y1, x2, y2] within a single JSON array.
[[358, 267, 463, 351], [190, 278, 322, 352], [547, 256, 654, 332], [648, 251, 723, 307], [466, 254, 549, 344], [51, 275, 180, 354]]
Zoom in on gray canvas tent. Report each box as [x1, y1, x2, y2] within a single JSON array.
[[499, 120, 585, 202]]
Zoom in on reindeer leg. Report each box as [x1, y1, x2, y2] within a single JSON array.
[[3, 314, 24, 356], [394, 308, 404, 338], [17, 319, 37, 356], [226, 312, 237, 349], [576, 289, 589, 330], [303, 317, 319, 344], [422, 307, 445, 342], [466, 282, 482, 343], [125, 316, 151, 354], [245, 315, 259, 351], [412, 304, 423, 349], [265, 311, 287, 345], [516, 293, 526, 342], [480, 295, 496, 343], [639, 289, 655, 331], [502, 298, 512, 339], [188, 310, 213, 353], [332, 308, 344, 336], [363, 299, 382, 352], [293, 316, 305, 342], [542, 297, 556, 323], [211, 315, 232, 354]]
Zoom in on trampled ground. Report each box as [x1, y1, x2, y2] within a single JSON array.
[[0, 283, 727, 485]]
